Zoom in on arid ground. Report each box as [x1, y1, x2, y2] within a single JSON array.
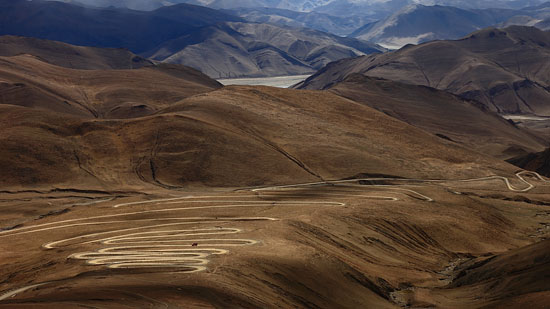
[[1, 32, 549, 308], [1, 171, 549, 308]]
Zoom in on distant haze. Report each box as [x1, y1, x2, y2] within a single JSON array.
[[50, 0, 549, 12]]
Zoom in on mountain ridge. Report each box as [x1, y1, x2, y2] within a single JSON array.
[[349, 4, 538, 48], [145, 22, 386, 78], [299, 26, 550, 116]]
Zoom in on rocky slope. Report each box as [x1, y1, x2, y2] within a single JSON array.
[[1, 0, 385, 78], [145, 22, 385, 78], [0, 0, 243, 53], [299, 26, 550, 116]]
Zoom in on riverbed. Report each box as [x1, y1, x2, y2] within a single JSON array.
[[218, 75, 311, 88]]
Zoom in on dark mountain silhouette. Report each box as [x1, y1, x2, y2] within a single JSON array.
[[145, 22, 386, 78], [0, 0, 243, 53]]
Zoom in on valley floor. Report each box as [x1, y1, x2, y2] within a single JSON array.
[[218, 75, 312, 88]]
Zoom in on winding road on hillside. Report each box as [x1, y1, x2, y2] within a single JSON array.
[[0, 171, 548, 302], [252, 171, 544, 193]]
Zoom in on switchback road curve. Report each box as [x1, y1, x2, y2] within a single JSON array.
[[0, 171, 548, 302]]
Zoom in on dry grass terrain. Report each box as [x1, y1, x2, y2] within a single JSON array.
[[0, 39, 549, 308], [0, 35, 154, 70], [0, 54, 221, 118], [0, 80, 521, 190], [327, 74, 546, 159], [1, 175, 549, 308]]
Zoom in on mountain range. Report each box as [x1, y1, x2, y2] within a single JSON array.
[[299, 26, 550, 117], [0, 36, 520, 188], [350, 4, 549, 48], [499, 2, 550, 30], [52, 0, 550, 12], [4, 0, 550, 79], [0, 0, 243, 53], [1, 0, 385, 78], [2, 31, 547, 185], [145, 22, 384, 78], [0, 12, 549, 308], [222, 7, 375, 36]]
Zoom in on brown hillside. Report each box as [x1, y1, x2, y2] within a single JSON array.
[[0, 55, 221, 118], [508, 147, 550, 177], [0, 85, 519, 190], [410, 239, 550, 308], [0, 35, 153, 70], [1, 37, 548, 308], [298, 26, 550, 116], [327, 74, 546, 159]]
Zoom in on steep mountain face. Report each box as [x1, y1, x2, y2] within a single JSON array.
[[299, 26, 550, 116], [0, 0, 243, 53], [0, 0, 386, 78], [350, 4, 524, 49], [0, 35, 154, 70], [326, 74, 546, 159], [145, 22, 385, 78]]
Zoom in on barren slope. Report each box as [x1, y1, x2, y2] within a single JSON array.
[[0, 55, 221, 118], [145, 22, 385, 78], [0, 36, 549, 308], [299, 26, 550, 116], [0, 87, 548, 306], [0, 81, 522, 191], [0, 0, 243, 53], [408, 239, 550, 308], [326, 74, 546, 159], [350, 4, 521, 49], [0, 35, 153, 70], [0, 157, 548, 308], [508, 147, 550, 177]]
